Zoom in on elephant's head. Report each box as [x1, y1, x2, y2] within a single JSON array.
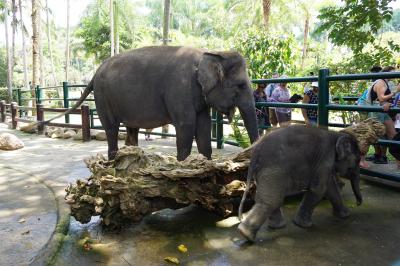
[[335, 133, 362, 205], [197, 51, 259, 144]]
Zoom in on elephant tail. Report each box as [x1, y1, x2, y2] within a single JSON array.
[[21, 79, 94, 132], [238, 164, 255, 221]]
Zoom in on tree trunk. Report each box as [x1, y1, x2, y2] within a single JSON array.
[[65, 0, 70, 81], [301, 13, 310, 68], [161, 0, 171, 136], [109, 0, 114, 56], [113, 0, 119, 54], [262, 0, 272, 31], [11, 0, 16, 91], [31, 0, 40, 98], [162, 0, 170, 45], [4, 2, 13, 101], [19, 0, 29, 90], [45, 0, 57, 85], [38, 3, 44, 86]]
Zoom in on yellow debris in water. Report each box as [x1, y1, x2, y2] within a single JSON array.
[[178, 244, 188, 253], [164, 256, 180, 264]]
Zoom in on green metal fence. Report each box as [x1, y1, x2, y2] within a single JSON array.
[[3, 69, 400, 183]]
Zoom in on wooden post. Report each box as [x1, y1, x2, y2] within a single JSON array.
[[11, 102, 17, 129], [81, 104, 91, 142], [0, 100, 5, 122], [37, 104, 44, 134]]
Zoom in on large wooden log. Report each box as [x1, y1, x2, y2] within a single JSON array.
[[65, 146, 253, 228]]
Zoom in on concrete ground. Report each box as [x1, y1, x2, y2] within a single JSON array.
[[1, 123, 400, 266]]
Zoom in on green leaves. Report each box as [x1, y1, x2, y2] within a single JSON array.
[[234, 28, 297, 79], [316, 0, 395, 53]]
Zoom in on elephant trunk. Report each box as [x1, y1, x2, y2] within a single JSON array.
[[351, 168, 363, 206], [237, 87, 259, 144]]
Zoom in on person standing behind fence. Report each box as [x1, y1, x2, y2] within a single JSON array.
[[301, 81, 319, 126], [365, 66, 400, 164], [264, 72, 279, 127], [270, 77, 292, 127], [253, 83, 269, 135]]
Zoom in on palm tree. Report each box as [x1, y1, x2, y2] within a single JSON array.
[[31, 0, 40, 97], [45, 0, 56, 85], [109, 0, 114, 56], [4, 0, 13, 101], [19, 0, 29, 90], [65, 0, 70, 81], [262, 0, 272, 31], [11, 0, 16, 88]]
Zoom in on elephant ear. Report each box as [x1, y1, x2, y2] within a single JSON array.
[[197, 52, 224, 98], [336, 135, 354, 161]]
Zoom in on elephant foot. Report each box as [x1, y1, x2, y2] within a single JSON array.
[[238, 222, 256, 242], [293, 214, 313, 228], [268, 218, 286, 229], [333, 207, 350, 219]]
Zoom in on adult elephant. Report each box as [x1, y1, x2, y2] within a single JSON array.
[[45, 46, 259, 160]]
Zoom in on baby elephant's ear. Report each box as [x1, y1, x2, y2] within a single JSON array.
[[336, 135, 354, 161]]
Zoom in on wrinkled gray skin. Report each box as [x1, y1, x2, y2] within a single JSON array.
[[48, 46, 259, 161], [238, 126, 362, 242]]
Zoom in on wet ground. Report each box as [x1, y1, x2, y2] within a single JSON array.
[[1, 123, 400, 266]]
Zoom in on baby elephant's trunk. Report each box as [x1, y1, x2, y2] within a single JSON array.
[[350, 169, 363, 206]]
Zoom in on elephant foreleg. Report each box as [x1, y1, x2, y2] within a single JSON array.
[[125, 127, 139, 146], [325, 177, 350, 219], [175, 124, 195, 161], [195, 111, 212, 159], [293, 190, 324, 228]]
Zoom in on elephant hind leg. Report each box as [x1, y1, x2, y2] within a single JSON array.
[[125, 127, 139, 146], [268, 208, 286, 229], [238, 201, 280, 242], [293, 190, 324, 228], [105, 126, 119, 160]]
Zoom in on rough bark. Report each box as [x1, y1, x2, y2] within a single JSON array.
[[4, 2, 13, 101], [262, 0, 272, 31], [64, 0, 70, 81], [109, 0, 114, 56], [65, 146, 252, 228], [45, 0, 57, 87], [301, 12, 310, 68], [19, 0, 29, 90], [11, 0, 16, 89], [31, 0, 40, 93]]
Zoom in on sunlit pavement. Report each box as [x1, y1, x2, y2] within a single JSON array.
[[1, 123, 400, 266]]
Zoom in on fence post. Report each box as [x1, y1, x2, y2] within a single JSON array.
[[211, 109, 217, 139], [63, 81, 70, 123], [35, 85, 42, 104], [36, 104, 44, 134], [11, 102, 17, 129], [17, 89, 22, 117], [0, 100, 5, 122], [216, 111, 223, 149], [318, 68, 330, 128], [81, 104, 91, 142]]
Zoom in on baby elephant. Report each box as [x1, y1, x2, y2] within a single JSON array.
[[238, 126, 362, 242]]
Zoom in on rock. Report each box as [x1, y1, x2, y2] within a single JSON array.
[[50, 128, 64, 139], [63, 130, 77, 139], [90, 129, 99, 139], [95, 131, 107, 141], [73, 129, 83, 140], [0, 133, 24, 150]]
